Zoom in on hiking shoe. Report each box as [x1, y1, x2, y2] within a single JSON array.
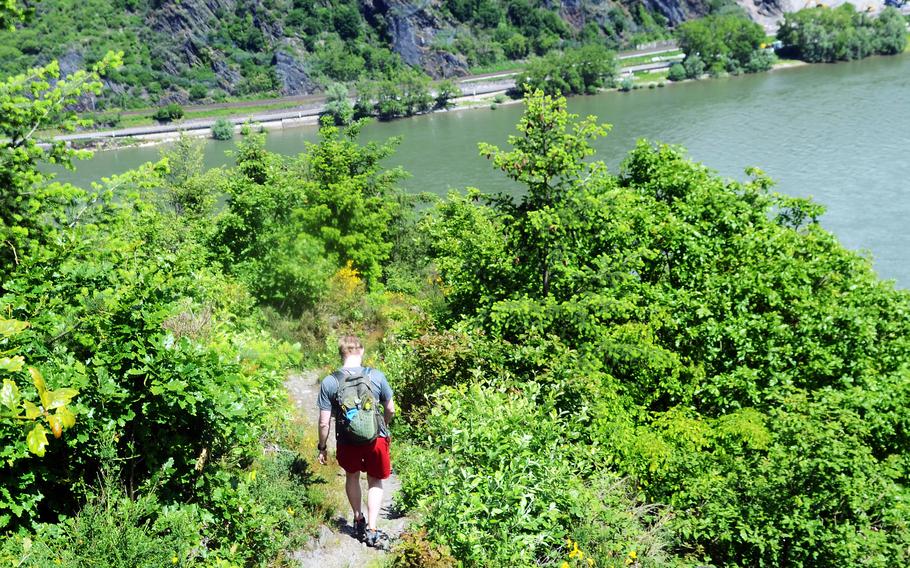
[[353, 514, 366, 538], [364, 529, 385, 548]]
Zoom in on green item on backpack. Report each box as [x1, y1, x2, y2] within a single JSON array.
[[334, 369, 381, 445]]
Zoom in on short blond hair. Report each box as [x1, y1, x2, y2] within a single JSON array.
[[338, 334, 363, 359]]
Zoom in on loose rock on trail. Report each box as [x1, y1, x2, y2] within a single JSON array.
[[286, 371, 408, 568]]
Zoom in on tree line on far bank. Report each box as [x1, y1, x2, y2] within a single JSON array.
[[670, 5, 907, 83], [326, 4, 907, 119]]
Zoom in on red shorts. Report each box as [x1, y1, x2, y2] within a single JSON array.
[[336, 436, 391, 479]]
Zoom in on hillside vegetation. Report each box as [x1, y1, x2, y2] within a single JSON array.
[[0, 0, 700, 107], [3, 2, 910, 566]]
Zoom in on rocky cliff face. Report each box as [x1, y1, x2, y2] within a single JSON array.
[[364, 0, 469, 79], [639, 0, 712, 25]]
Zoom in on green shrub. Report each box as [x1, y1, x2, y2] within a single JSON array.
[[0, 480, 205, 567], [683, 54, 705, 79], [667, 62, 686, 81], [391, 529, 457, 568], [189, 83, 208, 100], [396, 385, 679, 567], [619, 75, 634, 91], [434, 79, 461, 109], [517, 44, 617, 96], [778, 5, 908, 62], [323, 82, 355, 125], [413, 91, 910, 567], [211, 118, 235, 140], [153, 103, 184, 122], [676, 13, 765, 71]]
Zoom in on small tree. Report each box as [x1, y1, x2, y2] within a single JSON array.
[[478, 90, 610, 297], [211, 118, 235, 140], [435, 79, 461, 109], [323, 82, 355, 125], [154, 103, 184, 123], [683, 54, 705, 79], [667, 62, 686, 82]]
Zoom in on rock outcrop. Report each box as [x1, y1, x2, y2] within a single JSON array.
[[640, 0, 712, 25], [274, 39, 317, 95], [366, 0, 469, 79]]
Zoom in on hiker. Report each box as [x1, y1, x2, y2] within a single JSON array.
[[317, 335, 395, 547]]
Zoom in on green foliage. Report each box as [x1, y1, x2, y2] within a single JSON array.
[[358, 68, 434, 121], [683, 54, 705, 79], [391, 528, 457, 568], [0, 51, 121, 275], [211, 118, 235, 140], [0, 447, 328, 566], [517, 44, 617, 96], [667, 62, 686, 81], [396, 385, 679, 566], [153, 103, 184, 123], [434, 79, 461, 109], [211, 120, 409, 312], [323, 82, 355, 125], [777, 5, 908, 62], [676, 13, 766, 74], [403, 91, 910, 567]]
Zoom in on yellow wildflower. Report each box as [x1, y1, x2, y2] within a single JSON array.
[[569, 540, 581, 558], [171, 556, 179, 564], [561, 563, 570, 568]]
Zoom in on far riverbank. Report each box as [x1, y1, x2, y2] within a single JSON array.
[[60, 54, 819, 152]]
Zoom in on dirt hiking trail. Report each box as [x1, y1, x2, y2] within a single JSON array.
[[286, 371, 408, 568]]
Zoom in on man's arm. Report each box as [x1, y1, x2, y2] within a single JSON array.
[[317, 409, 331, 464], [383, 398, 395, 428]]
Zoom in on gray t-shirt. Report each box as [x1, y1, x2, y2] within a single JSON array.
[[318, 366, 393, 439]]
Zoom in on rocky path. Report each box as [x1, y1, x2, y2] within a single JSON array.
[[286, 371, 408, 568]]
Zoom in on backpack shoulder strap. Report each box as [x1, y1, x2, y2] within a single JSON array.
[[362, 367, 382, 392]]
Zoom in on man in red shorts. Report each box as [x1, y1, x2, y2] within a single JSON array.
[[317, 335, 395, 547]]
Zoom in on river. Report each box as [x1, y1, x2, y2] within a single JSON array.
[[59, 54, 910, 286]]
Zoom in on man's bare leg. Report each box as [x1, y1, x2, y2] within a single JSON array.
[[345, 471, 364, 520], [366, 475, 384, 530]]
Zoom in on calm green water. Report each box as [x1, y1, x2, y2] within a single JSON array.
[[60, 54, 910, 285]]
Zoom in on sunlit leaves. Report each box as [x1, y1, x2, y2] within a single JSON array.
[[0, 318, 28, 338], [0, 378, 20, 409], [22, 400, 41, 420], [0, 319, 79, 456], [0, 356, 24, 372], [25, 424, 48, 457]]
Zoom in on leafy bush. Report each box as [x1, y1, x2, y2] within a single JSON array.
[[323, 82, 355, 125], [683, 54, 705, 79], [391, 529, 457, 568], [434, 79, 461, 109], [676, 13, 765, 72], [667, 62, 686, 81], [744, 49, 776, 73], [517, 44, 617, 96], [396, 385, 680, 566], [153, 103, 184, 122], [777, 5, 908, 62], [189, 83, 208, 100], [405, 91, 910, 567], [211, 118, 235, 140]]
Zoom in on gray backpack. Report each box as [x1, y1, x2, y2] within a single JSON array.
[[333, 368, 382, 445]]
